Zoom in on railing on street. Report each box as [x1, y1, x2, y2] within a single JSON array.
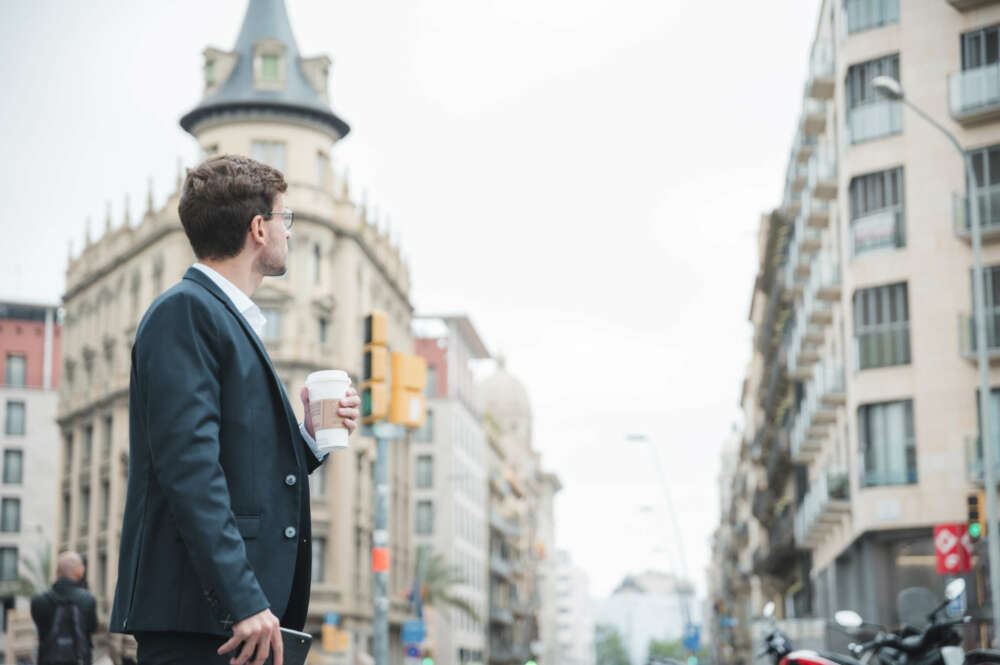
[[953, 187, 1000, 242], [949, 62, 1000, 124], [847, 100, 902, 144], [844, 0, 899, 35], [958, 309, 1000, 359]]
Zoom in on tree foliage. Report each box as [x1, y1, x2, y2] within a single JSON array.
[[414, 547, 479, 622], [595, 623, 631, 665]]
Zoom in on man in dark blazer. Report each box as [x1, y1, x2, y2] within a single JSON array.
[[109, 154, 360, 665]]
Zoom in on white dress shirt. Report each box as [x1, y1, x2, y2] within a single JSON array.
[[192, 262, 326, 461]]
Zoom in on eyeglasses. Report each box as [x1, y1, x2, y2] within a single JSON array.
[[262, 209, 294, 230]]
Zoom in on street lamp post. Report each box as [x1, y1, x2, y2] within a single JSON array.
[[872, 75, 999, 641], [626, 433, 692, 626]]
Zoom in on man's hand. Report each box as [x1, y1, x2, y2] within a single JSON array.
[[217, 608, 282, 665], [301, 386, 361, 438]]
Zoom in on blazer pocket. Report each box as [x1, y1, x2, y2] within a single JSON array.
[[234, 515, 260, 539]]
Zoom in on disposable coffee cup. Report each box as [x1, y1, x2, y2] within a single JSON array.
[[305, 370, 352, 451]]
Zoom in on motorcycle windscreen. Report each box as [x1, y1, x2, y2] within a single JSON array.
[[897, 587, 939, 628]]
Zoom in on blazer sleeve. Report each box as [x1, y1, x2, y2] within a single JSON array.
[[135, 293, 270, 624]]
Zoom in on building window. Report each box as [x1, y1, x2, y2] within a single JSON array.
[[858, 399, 916, 487], [0, 499, 19, 533], [846, 54, 902, 143], [313, 244, 321, 284], [103, 414, 113, 458], [962, 24, 1000, 70], [312, 537, 326, 583], [416, 409, 434, 442], [3, 450, 22, 485], [4, 402, 25, 436], [416, 500, 434, 535], [0, 547, 17, 581], [416, 455, 433, 489], [317, 152, 330, 189], [261, 54, 279, 81], [80, 486, 90, 530], [844, 0, 899, 35], [100, 480, 110, 529], [4, 354, 25, 388], [318, 317, 328, 344], [204, 59, 216, 87], [83, 424, 93, 463], [97, 552, 107, 600], [63, 433, 73, 474], [425, 366, 437, 398], [966, 145, 1000, 231], [849, 167, 905, 255], [251, 140, 287, 173], [61, 492, 70, 542], [854, 283, 910, 370], [260, 308, 281, 342]]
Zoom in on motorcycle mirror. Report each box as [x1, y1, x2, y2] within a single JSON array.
[[763, 601, 775, 618], [834, 610, 864, 628], [945, 578, 966, 600]]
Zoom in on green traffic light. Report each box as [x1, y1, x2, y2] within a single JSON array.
[[971, 522, 983, 538], [362, 390, 372, 417], [687, 657, 698, 665], [422, 659, 433, 665], [525, 661, 537, 665]]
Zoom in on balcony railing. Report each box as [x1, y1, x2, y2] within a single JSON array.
[[489, 604, 514, 625], [793, 215, 822, 254], [794, 133, 818, 164], [794, 467, 850, 546], [953, 187, 1000, 242], [803, 99, 828, 136], [844, 0, 900, 35], [807, 43, 835, 100], [958, 309, 1000, 360], [808, 155, 837, 200], [790, 162, 809, 193], [805, 195, 830, 229], [808, 249, 841, 303], [856, 322, 911, 370], [949, 63, 1000, 125], [847, 100, 902, 144], [784, 188, 803, 217], [490, 554, 514, 580], [851, 208, 905, 256]]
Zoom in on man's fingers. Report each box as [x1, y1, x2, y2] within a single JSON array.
[[339, 395, 361, 408], [231, 634, 260, 665], [251, 630, 272, 665], [271, 624, 284, 665], [343, 418, 357, 433], [218, 635, 242, 655]]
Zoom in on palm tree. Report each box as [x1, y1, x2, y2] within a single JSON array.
[[413, 548, 479, 622], [18, 542, 51, 598]]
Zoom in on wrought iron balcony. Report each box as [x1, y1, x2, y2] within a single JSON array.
[[794, 467, 850, 547], [953, 187, 1000, 243], [753, 505, 797, 576], [950, 62, 1000, 125], [766, 427, 793, 489], [847, 100, 902, 144], [958, 309, 1000, 361]]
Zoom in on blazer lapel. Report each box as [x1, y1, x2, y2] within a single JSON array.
[[182, 268, 305, 466]]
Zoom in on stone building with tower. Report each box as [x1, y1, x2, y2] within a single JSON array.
[[57, 0, 416, 661]]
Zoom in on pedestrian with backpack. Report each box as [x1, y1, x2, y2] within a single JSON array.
[[30, 551, 97, 665]]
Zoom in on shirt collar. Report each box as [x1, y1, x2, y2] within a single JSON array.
[[192, 262, 266, 336]]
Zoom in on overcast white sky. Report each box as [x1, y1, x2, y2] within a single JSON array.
[[0, 0, 822, 602]]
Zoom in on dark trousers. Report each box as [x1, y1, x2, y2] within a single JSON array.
[[135, 631, 229, 665]]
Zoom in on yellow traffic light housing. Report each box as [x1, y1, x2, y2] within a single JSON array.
[[389, 352, 427, 428], [361, 311, 390, 425], [969, 490, 986, 541], [364, 311, 387, 346]]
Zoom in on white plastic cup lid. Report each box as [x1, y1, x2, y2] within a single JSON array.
[[306, 370, 350, 385]]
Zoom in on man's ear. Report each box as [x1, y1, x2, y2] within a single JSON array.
[[248, 214, 266, 247]]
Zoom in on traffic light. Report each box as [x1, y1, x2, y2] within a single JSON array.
[[969, 490, 986, 541], [389, 351, 427, 428], [361, 312, 388, 424]]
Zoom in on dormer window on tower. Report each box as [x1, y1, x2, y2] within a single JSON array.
[[201, 47, 238, 95], [253, 40, 287, 91]]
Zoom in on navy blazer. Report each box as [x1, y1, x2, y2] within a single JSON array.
[[110, 267, 321, 636]]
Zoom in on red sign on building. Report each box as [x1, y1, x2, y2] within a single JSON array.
[[934, 524, 972, 574]]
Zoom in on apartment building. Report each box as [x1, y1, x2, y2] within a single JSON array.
[[713, 0, 1000, 646], [57, 1, 417, 661], [0, 302, 60, 658], [411, 316, 491, 665], [553, 550, 594, 665]]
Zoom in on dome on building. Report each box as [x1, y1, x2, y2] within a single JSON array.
[[479, 355, 533, 422]]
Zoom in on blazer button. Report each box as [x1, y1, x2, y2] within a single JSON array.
[[285, 474, 297, 486], [285, 526, 297, 539]]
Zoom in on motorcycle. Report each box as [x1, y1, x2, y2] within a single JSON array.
[[834, 578, 970, 665], [756, 579, 969, 665]]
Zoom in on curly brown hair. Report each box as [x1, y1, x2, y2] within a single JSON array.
[[178, 154, 288, 260]]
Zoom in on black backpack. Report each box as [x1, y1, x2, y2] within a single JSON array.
[[38, 594, 87, 665]]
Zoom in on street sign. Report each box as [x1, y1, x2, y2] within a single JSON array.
[[402, 620, 426, 644], [935, 524, 972, 574], [325, 612, 339, 625], [947, 589, 968, 617], [683, 624, 701, 652], [406, 646, 420, 658]]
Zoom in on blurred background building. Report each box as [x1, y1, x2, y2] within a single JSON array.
[[710, 0, 1000, 659], [554, 550, 594, 665], [0, 302, 61, 661]]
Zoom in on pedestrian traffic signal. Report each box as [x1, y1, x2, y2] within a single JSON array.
[[969, 491, 986, 541], [389, 351, 427, 428], [362, 312, 389, 425]]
